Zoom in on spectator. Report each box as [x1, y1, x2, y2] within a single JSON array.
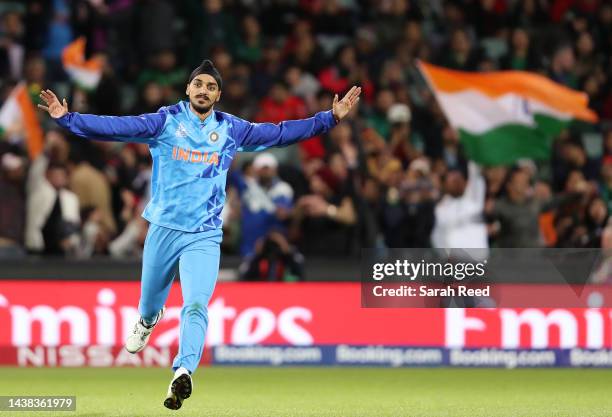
[[41, 0, 73, 81], [549, 44, 578, 89], [23, 0, 49, 52], [239, 232, 304, 282], [0, 152, 26, 258], [594, 3, 612, 56], [182, 0, 236, 68], [91, 54, 122, 115], [108, 197, 148, 259], [318, 45, 374, 103], [355, 27, 383, 77], [251, 41, 284, 98], [555, 169, 597, 247], [312, 0, 355, 54], [134, 81, 166, 115], [584, 197, 608, 247], [380, 158, 435, 248], [215, 75, 257, 120], [134, 0, 177, 61], [233, 14, 263, 64], [284, 65, 320, 112], [373, 0, 421, 49], [600, 157, 612, 213], [603, 130, 612, 158], [431, 162, 488, 249], [574, 31, 599, 79], [366, 88, 395, 141], [25, 157, 80, 255], [292, 166, 357, 256], [209, 46, 233, 80], [254, 80, 307, 124], [484, 166, 508, 199], [68, 146, 117, 236], [285, 20, 326, 75], [79, 206, 109, 258], [553, 139, 600, 192], [137, 50, 186, 102], [489, 168, 542, 247], [387, 103, 416, 166], [438, 28, 482, 71], [326, 123, 359, 170], [23, 54, 46, 103], [0, 10, 25, 81], [238, 153, 294, 257], [592, 219, 612, 283], [511, 0, 549, 28], [471, 0, 508, 38], [500, 27, 539, 70]]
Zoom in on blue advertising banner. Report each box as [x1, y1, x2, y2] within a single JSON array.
[[212, 345, 612, 368]]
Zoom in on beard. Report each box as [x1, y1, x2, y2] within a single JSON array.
[[258, 175, 273, 188], [447, 188, 464, 198], [189, 97, 214, 115]]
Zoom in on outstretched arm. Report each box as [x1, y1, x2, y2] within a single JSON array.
[[464, 161, 486, 206], [235, 86, 361, 151], [38, 89, 165, 143]]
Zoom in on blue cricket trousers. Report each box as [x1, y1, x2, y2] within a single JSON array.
[[138, 223, 222, 373]]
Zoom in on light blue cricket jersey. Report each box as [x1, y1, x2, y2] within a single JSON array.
[[56, 100, 337, 232]]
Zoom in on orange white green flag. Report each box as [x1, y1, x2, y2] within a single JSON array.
[[417, 61, 598, 165], [0, 83, 44, 160], [62, 37, 103, 91]]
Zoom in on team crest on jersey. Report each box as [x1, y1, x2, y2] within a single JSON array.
[[175, 123, 188, 138], [209, 131, 219, 143]]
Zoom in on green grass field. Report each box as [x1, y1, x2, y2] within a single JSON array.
[[1, 367, 611, 417]]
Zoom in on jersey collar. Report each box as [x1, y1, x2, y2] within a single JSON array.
[[182, 100, 215, 126]]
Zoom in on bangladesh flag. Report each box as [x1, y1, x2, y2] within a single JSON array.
[[417, 61, 598, 165]]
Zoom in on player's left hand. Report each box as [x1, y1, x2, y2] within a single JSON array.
[[332, 86, 361, 122]]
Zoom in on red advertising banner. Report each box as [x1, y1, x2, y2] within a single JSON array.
[[0, 281, 441, 349], [2, 281, 612, 360]]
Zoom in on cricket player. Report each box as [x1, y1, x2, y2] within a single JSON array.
[[38, 60, 361, 410]]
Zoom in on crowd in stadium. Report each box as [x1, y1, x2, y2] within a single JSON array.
[[0, 0, 611, 276]]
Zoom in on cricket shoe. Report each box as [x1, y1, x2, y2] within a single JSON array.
[[124, 306, 165, 353], [164, 367, 192, 410]]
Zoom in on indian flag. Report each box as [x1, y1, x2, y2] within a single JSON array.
[[62, 37, 103, 91], [0, 83, 44, 160], [417, 61, 598, 165]]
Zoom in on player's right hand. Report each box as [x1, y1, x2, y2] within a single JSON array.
[[38, 89, 69, 119]]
